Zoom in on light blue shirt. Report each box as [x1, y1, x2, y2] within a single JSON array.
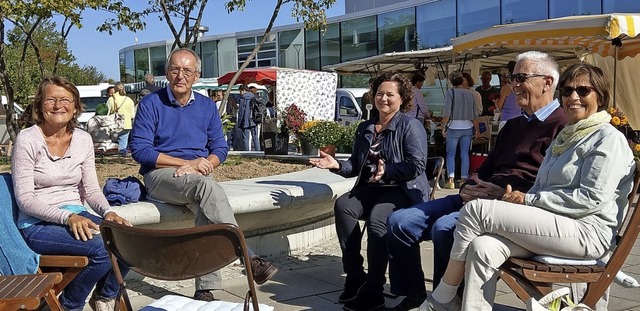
[[522, 99, 560, 122]]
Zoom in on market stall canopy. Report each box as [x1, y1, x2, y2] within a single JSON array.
[[322, 46, 453, 75], [217, 67, 278, 85], [452, 14, 640, 61]]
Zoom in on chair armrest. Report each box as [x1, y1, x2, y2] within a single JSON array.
[[39, 255, 89, 268]]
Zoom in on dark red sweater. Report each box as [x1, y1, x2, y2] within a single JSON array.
[[474, 107, 569, 192]]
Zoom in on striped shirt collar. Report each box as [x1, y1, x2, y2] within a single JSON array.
[[166, 86, 195, 107], [521, 99, 560, 122]]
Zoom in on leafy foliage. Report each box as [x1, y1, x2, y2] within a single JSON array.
[[281, 103, 307, 138], [299, 120, 343, 148]]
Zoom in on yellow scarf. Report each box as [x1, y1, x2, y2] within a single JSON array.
[[551, 110, 611, 156]]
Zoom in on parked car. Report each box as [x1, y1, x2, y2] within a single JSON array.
[[335, 88, 367, 126], [78, 96, 109, 129]]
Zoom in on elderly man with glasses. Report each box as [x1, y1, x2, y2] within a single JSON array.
[[385, 51, 569, 311], [129, 48, 278, 302]]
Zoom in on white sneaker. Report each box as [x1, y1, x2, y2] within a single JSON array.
[[419, 295, 461, 311]]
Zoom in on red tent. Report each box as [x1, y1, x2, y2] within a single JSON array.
[[217, 67, 278, 86]]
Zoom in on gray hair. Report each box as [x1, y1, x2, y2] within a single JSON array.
[[114, 82, 126, 95], [165, 48, 202, 73], [515, 51, 560, 90], [144, 73, 155, 84]]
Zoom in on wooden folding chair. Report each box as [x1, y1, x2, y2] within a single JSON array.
[[0, 273, 63, 311], [472, 116, 492, 153], [426, 156, 444, 200], [0, 173, 88, 305], [100, 221, 261, 311], [499, 165, 640, 308]]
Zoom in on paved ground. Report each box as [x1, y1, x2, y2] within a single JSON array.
[[91, 187, 640, 311]]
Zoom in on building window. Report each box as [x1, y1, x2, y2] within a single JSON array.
[[378, 8, 416, 53], [416, 0, 456, 49], [278, 29, 304, 69], [198, 40, 218, 78], [149, 46, 166, 77], [236, 34, 277, 69], [550, 0, 601, 17], [603, 0, 640, 13], [502, 0, 549, 24], [122, 50, 135, 83], [321, 23, 341, 67], [457, 0, 499, 36], [133, 49, 149, 83], [305, 29, 321, 70], [341, 16, 377, 62]]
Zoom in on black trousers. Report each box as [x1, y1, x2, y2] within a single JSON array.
[[334, 185, 412, 294]]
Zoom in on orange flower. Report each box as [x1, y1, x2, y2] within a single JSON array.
[[611, 116, 621, 126], [634, 144, 640, 153], [621, 116, 628, 125]]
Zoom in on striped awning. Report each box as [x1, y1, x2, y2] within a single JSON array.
[[452, 14, 640, 60]]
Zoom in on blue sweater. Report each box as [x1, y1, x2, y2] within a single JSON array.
[[130, 88, 228, 175]]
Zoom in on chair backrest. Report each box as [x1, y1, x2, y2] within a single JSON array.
[[0, 173, 39, 276], [100, 221, 250, 281], [426, 157, 444, 200]]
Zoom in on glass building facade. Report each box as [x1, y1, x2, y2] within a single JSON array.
[[119, 0, 640, 82]]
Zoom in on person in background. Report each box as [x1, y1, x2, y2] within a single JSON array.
[[106, 86, 115, 98], [361, 77, 379, 121], [462, 72, 483, 116], [13, 76, 131, 311], [310, 72, 428, 311], [237, 85, 260, 151], [496, 61, 520, 130], [442, 72, 480, 189], [141, 73, 161, 93], [107, 82, 135, 156], [424, 61, 635, 311], [129, 48, 277, 302], [475, 71, 500, 116], [407, 73, 429, 124], [386, 51, 568, 311]]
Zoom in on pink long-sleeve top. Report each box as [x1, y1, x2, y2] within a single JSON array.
[[11, 126, 113, 226]]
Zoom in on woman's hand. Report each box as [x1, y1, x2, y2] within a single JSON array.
[[441, 128, 447, 138], [67, 214, 101, 242], [502, 185, 525, 204], [368, 159, 385, 183], [309, 151, 339, 170], [104, 211, 132, 227]]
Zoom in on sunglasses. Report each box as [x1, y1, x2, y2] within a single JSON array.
[[558, 86, 596, 97], [507, 73, 547, 83]]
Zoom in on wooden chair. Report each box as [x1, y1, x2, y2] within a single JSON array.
[[426, 156, 444, 200], [100, 221, 261, 311], [0, 273, 63, 311], [472, 116, 492, 154], [499, 165, 640, 308], [0, 173, 88, 307]]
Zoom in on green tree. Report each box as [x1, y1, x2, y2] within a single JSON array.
[[0, 0, 145, 142]]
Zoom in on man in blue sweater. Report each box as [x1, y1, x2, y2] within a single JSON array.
[[130, 48, 277, 302]]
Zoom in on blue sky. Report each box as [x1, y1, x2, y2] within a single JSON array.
[[66, 0, 345, 81]]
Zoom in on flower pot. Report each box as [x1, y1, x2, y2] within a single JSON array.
[[300, 139, 318, 156], [263, 132, 289, 155], [320, 145, 336, 157]]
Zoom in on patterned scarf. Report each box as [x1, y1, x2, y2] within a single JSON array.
[[551, 110, 611, 156]]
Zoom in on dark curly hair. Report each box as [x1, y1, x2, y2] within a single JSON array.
[[32, 76, 84, 132], [370, 71, 414, 113]]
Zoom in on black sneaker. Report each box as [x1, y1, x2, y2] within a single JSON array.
[[193, 290, 216, 301], [385, 293, 427, 311], [343, 290, 385, 311], [338, 276, 366, 303], [250, 255, 278, 285]]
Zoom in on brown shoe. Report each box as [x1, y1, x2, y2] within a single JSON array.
[[193, 290, 216, 301], [250, 255, 278, 285]]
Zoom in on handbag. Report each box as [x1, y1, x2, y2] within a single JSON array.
[[110, 97, 126, 132], [526, 287, 594, 311]]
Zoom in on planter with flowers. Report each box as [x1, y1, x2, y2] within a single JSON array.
[[264, 103, 307, 155], [298, 120, 344, 157], [608, 106, 640, 161]]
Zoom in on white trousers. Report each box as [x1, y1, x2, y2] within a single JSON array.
[[451, 199, 608, 310]]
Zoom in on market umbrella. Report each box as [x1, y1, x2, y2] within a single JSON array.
[[217, 67, 278, 86], [451, 13, 640, 128]]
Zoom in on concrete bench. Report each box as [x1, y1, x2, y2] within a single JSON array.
[[107, 168, 356, 256]]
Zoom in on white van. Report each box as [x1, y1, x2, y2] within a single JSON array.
[[335, 88, 368, 126]]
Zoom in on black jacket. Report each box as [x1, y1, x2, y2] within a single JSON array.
[[334, 111, 429, 205]]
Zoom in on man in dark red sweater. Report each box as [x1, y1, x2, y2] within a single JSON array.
[[385, 51, 569, 310]]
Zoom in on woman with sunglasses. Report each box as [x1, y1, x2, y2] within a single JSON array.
[[423, 62, 636, 311]]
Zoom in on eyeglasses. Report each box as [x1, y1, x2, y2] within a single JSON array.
[[167, 67, 197, 78], [43, 97, 74, 106], [507, 73, 547, 84], [558, 85, 596, 97]]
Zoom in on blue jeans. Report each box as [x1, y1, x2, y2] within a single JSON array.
[[241, 126, 260, 151], [387, 194, 464, 296], [20, 211, 129, 311], [445, 128, 473, 179], [118, 129, 130, 154]]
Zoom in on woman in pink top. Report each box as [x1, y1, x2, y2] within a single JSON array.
[[12, 76, 131, 311]]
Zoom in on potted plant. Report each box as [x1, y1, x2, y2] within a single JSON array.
[[299, 120, 344, 157], [337, 120, 362, 154], [264, 104, 307, 155]]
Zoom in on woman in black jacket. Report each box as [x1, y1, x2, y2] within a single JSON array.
[[310, 72, 429, 311]]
